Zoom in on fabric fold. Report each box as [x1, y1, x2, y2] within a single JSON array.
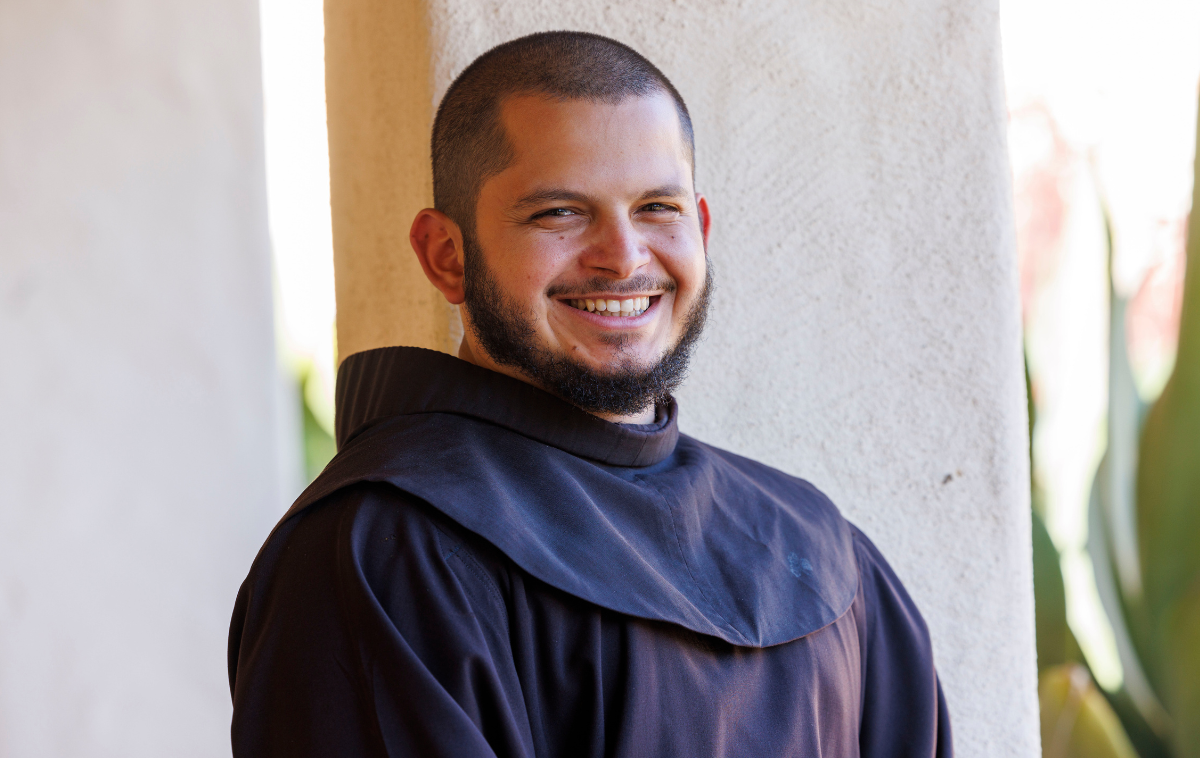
[[285, 346, 858, 648]]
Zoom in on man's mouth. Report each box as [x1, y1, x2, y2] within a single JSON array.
[[564, 296, 651, 318]]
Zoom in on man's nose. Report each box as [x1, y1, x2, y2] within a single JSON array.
[[581, 214, 652, 279]]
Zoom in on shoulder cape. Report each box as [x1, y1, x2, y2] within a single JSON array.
[[281, 346, 858, 648]]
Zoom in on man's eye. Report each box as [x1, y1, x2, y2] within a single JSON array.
[[641, 203, 677, 213], [536, 208, 576, 218]]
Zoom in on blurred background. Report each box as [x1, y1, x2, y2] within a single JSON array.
[[1003, 0, 1200, 755], [265, 0, 1200, 754], [1, 0, 1196, 753]]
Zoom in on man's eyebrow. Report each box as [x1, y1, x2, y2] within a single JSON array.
[[637, 184, 690, 201], [510, 188, 594, 211], [510, 184, 692, 211]]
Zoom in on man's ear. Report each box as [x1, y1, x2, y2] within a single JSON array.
[[695, 193, 711, 248], [410, 208, 467, 305]]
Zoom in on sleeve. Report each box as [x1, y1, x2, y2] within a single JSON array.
[[227, 484, 534, 758], [852, 527, 953, 758]]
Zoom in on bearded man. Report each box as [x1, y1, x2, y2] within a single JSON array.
[[229, 31, 952, 757]]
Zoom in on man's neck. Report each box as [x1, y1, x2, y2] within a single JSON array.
[[456, 339, 657, 425]]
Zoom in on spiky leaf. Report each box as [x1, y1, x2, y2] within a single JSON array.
[[1135, 87, 1200, 756], [1033, 508, 1074, 672], [1040, 664, 1138, 758]]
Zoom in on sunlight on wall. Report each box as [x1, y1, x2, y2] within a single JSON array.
[[255, 3, 1200, 687], [259, 0, 337, 491], [1001, 0, 1200, 690]]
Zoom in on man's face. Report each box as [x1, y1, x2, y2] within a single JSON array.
[[461, 91, 711, 417]]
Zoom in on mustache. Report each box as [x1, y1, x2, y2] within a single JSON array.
[[545, 274, 677, 299]]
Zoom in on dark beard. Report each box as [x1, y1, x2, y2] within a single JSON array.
[[461, 236, 711, 417]]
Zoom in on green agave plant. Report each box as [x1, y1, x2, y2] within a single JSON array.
[[1028, 336, 1134, 754], [1128, 87, 1200, 755], [1030, 381, 1136, 755], [1040, 664, 1139, 758], [1086, 89, 1200, 756]]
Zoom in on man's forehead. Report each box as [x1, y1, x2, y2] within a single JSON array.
[[498, 92, 689, 160], [492, 92, 693, 194]]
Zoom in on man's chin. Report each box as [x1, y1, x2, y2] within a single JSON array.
[[546, 348, 660, 379]]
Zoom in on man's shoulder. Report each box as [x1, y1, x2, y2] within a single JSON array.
[[267, 481, 449, 551], [846, 523, 912, 589], [232, 480, 520, 669], [677, 433, 845, 515], [227, 482, 521, 741], [248, 481, 509, 600], [845, 522, 933, 639]]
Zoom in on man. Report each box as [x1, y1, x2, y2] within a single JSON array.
[[229, 31, 952, 757]]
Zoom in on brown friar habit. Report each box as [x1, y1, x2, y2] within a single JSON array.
[[229, 346, 952, 757]]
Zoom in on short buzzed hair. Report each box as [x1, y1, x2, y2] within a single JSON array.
[[431, 31, 694, 238]]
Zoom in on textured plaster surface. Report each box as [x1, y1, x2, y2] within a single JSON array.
[[330, 0, 1039, 752], [325, 0, 463, 360], [0, 0, 280, 755]]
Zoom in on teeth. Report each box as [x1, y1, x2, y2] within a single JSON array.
[[565, 295, 652, 317]]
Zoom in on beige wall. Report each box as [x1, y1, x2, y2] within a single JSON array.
[[327, 0, 1039, 753], [0, 0, 281, 754], [325, 0, 459, 358]]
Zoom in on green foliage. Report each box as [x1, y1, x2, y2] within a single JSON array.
[[1099, 687, 1172, 758], [1028, 359, 1082, 675], [1087, 208, 1173, 750], [299, 364, 336, 482], [1083, 87, 1200, 757], [1130, 88, 1200, 757], [303, 392, 337, 482], [1034, 507, 1080, 672], [1040, 664, 1139, 758]]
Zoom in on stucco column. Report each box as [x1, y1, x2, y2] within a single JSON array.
[[325, 0, 1038, 753], [324, 0, 460, 358], [1, 0, 281, 755]]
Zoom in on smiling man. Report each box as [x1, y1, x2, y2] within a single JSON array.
[[229, 32, 951, 757]]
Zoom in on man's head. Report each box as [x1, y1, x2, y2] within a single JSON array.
[[411, 32, 712, 421]]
